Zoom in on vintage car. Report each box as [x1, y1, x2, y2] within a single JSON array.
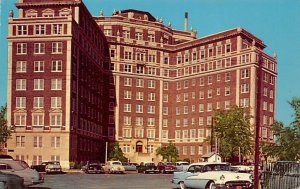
[[137, 162, 160, 174], [102, 161, 125, 174], [172, 162, 253, 189], [82, 161, 104, 174], [175, 161, 190, 172], [0, 172, 24, 189], [42, 161, 62, 173], [0, 156, 43, 186], [122, 162, 138, 172], [157, 162, 176, 174]]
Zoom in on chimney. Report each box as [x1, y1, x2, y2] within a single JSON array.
[[184, 12, 188, 32]]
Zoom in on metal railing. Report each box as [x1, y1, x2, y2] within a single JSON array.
[[261, 161, 300, 189]]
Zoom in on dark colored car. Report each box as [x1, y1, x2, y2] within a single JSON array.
[[157, 162, 176, 174], [82, 161, 104, 174], [137, 162, 159, 174], [0, 172, 24, 189]]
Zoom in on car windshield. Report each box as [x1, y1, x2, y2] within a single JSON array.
[[49, 161, 60, 165], [178, 162, 189, 166], [112, 162, 121, 165], [18, 160, 29, 169]]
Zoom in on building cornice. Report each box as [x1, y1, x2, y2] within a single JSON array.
[[15, 1, 81, 8]]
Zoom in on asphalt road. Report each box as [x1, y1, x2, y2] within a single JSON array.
[[29, 172, 175, 189]]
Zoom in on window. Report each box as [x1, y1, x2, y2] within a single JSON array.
[[184, 93, 188, 101], [163, 119, 168, 127], [164, 57, 169, 65], [175, 130, 181, 141], [109, 102, 114, 111], [124, 64, 132, 73], [163, 94, 168, 102], [50, 113, 62, 126], [192, 52, 197, 62], [225, 43, 231, 53], [35, 24, 45, 35], [208, 48, 213, 57], [124, 116, 131, 126], [240, 98, 249, 108], [124, 90, 132, 99], [124, 104, 131, 112], [16, 97, 26, 108], [208, 76, 212, 85], [148, 93, 155, 101], [136, 105, 143, 113], [17, 43, 27, 54], [216, 60, 222, 69], [136, 52, 145, 62], [184, 106, 188, 114], [123, 128, 132, 138], [225, 101, 230, 109], [33, 155, 42, 166], [148, 54, 156, 63], [34, 61, 44, 72], [163, 82, 168, 90], [270, 90, 274, 99], [241, 84, 249, 93], [17, 25, 28, 35], [104, 29, 112, 36], [136, 117, 143, 126], [34, 43, 45, 54], [123, 144, 131, 153], [51, 97, 61, 108], [148, 34, 155, 42], [200, 50, 205, 60], [241, 54, 250, 63], [225, 86, 230, 96], [52, 60, 62, 72], [199, 117, 204, 125], [225, 58, 231, 67], [136, 92, 143, 100], [136, 79, 144, 87], [184, 54, 189, 63], [199, 78, 204, 86], [148, 67, 156, 75], [51, 156, 60, 162], [263, 101, 268, 111], [135, 129, 144, 138], [52, 24, 63, 35], [241, 69, 250, 79], [33, 97, 44, 108], [16, 61, 27, 73], [199, 104, 204, 112], [263, 87, 268, 96], [51, 79, 62, 90], [198, 145, 203, 155], [135, 32, 143, 40], [177, 56, 182, 64], [147, 118, 155, 126], [176, 107, 180, 115], [123, 30, 130, 38], [207, 103, 212, 112], [147, 105, 155, 114], [147, 129, 155, 139], [124, 51, 132, 60], [216, 45, 222, 56], [52, 42, 62, 53], [14, 114, 26, 126], [225, 72, 230, 81], [33, 136, 42, 148], [176, 82, 181, 90], [124, 78, 132, 86], [176, 94, 181, 102], [148, 80, 155, 88], [207, 89, 212, 98], [16, 79, 26, 90], [136, 65, 144, 74], [16, 136, 25, 147]]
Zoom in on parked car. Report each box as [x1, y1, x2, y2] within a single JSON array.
[[0, 172, 24, 189], [137, 162, 159, 174], [122, 162, 138, 172], [82, 161, 104, 174], [171, 162, 253, 189], [42, 161, 62, 174], [102, 161, 125, 174], [0, 156, 43, 186], [175, 161, 190, 172], [157, 162, 176, 174]]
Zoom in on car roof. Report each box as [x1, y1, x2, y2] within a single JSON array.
[[189, 162, 229, 166]]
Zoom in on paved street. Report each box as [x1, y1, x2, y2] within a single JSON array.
[[29, 172, 175, 189]]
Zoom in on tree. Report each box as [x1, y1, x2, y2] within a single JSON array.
[[262, 97, 300, 161], [156, 143, 179, 162], [0, 104, 13, 146], [108, 142, 128, 162], [213, 106, 253, 161]]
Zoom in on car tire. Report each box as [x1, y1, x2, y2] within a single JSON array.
[[205, 181, 216, 189], [179, 181, 187, 189]]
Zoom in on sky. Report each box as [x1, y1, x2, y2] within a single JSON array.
[[0, 0, 299, 125]]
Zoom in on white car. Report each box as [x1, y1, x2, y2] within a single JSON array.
[[103, 161, 125, 174], [0, 156, 43, 186], [172, 162, 253, 189]]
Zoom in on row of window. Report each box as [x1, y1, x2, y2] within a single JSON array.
[[16, 42, 63, 54], [16, 23, 64, 36], [16, 155, 60, 166], [15, 79, 62, 91], [15, 97, 61, 109], [16, 136, 60, 148], [16, 60, 63, 73], [14, 113, 62, 127]]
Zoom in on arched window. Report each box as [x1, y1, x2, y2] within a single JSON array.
[[136, 141, 143, 153]]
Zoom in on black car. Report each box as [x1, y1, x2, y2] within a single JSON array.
[[82, 161, 104, 174], [137, 162, 159, 174]]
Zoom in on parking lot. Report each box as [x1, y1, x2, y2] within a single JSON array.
[[29, 172, 174, 189]]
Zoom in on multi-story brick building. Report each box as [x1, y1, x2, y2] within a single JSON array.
[[6, 0, 277, 166], [6, 0, 112, 168], [95, 10, 277, 163]]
